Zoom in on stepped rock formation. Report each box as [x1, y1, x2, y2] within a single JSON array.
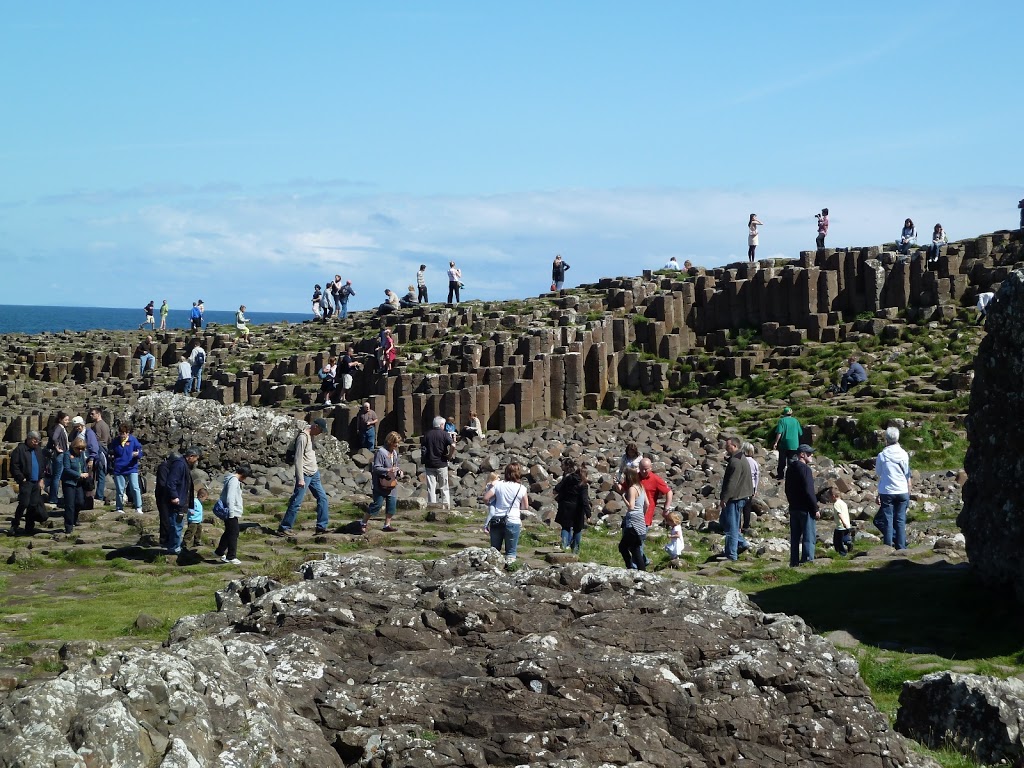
[[958, 268, 1024, 601], [0, 549, 939, 767]]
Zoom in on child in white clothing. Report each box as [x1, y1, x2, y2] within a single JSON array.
[[481, 472, 499, 532], [664, 511, 685, 561], [829, 487, 854, 555]]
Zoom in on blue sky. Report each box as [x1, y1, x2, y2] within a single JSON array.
[[1, 1, 1021, 313]]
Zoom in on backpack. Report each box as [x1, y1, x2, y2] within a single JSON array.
[[191, 306, 201, 320], [192, 349, 206, 369], [284, 433, 302, 465]]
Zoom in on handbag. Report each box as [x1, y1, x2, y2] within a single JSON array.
[[380, 451, 400, 492], [550, 282, 557, 292], [213, 499, 230, 521]]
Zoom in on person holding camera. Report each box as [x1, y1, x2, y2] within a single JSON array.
[[362, 431, 404, 533], [815, 208, 829, 249]]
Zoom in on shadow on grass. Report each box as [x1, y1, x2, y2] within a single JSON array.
[[748, 559, 1024, 661]]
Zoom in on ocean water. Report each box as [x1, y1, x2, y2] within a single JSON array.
[[0, 304, 311, 336]]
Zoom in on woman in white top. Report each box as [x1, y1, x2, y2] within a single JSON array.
[[447, 261, 462, 304], [748, 214, 763, 263], [483, 462, 529, 564], [927, 223, 948, 268]]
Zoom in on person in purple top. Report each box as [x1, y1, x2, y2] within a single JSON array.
[[815, 208, 829, 249]]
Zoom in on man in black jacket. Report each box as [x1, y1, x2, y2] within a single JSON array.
[[421, 416, 455, 509], [784, 444, 820, 567], [156, 447, 200, 554], [10, 431, 44, 536]]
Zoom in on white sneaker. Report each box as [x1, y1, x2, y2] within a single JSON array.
[[219, 555, 228, 563], [324, 401, 332, 407], [135, 508, 143, 515], [228, 558, 242, 565]]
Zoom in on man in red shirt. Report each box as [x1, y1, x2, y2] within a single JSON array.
[[638, 458, 674, 527]]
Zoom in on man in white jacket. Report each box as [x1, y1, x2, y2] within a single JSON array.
[[873, 427, 912, 550]]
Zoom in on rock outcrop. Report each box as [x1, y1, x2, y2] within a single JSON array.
[[958, 268, 1024, 601], [896, 671, 1024, 765], [1, 549, 938, 767]]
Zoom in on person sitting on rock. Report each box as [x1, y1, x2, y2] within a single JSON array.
[[462, 410, 484, 440], [379, 289, 399, 314], [897, 218, 917, 256], [399, 285, 417, 309], [838, 355, 868, 393], [135, 336, 156, 378]]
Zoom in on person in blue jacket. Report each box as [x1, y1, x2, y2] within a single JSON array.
[[109, 422, 144, 515]]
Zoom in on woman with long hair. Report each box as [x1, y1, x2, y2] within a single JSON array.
[[483, 462, 529, 566], [898, 218, 917, 255], [927, 223, 948, 268], [618, 466, 649, 570], [553, 458, 591, 554], [747, 214, 763, 263]]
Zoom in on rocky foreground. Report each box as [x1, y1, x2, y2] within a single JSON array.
[[0, 549, 939, 768]]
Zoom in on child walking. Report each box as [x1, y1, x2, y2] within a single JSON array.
[[663, 511, 685, 563], [829, 486, 854, 555]]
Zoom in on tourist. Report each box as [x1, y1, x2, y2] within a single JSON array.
[[156, 447, 200, 554], [637, 457, 673, 526], [159, 299, 169, 330], [815, 208, 829, 249], [337, 345, 362, 403], [838, 355, 868, 393], [828, 486, 853, 556], [771, 406, 802, 481], [319, 281, 334, 320], [742, 442, 760, 533], [329, 275, 344, 317], [615, 442, 643, 483], [747, 213, 764, 263], [61, 437, 90, 535], [47, 411, 70, 505], [785, 444, 819, 566], [444, 416, 458, 440], [215, 464, 251, 565], [551, 254, 570, 291], [719, 436, 752, 560], [174, 354, 192, 394], [337, 279, 355, 319], [234, 305, 250, 344], [481, 471, 499, 526], [182, 487, 208, 551], [927, 224, 948, 267], [188, 340, 206, 396], [420, 416, 455, 509], [873, 426, 912, 550], [140, 300, 156, 331], [1019, 198, 1024, 230], [190, 302, 202, 331], [79, 416, 102, 506], [416, 264, 428, 303], [88, 407, 110, 503], [109, 422, 144, 515], [553, 458, 591, 554], [399, 285, 417, 309], [357, 402, 378, 451], [977, 291, 995, 325], [136, 335, 156, 378], [311, 284, 322, 319], [618, 466, 649, 570], [318, 356, 337, 407], [197, 300, 205, 327], [381, 329, 397, 373], [447, 260, 462, 304], [897, 218, 917, 256], [9, 431, 44, 536], [276, 418, 331, 536], [362, 430, 404, 533], [663, 256, 680, 270], [380, 289, 400, 313], [483, 462, 529, 566], [663, 510, 685, 563], [462, 410, 484, 440]]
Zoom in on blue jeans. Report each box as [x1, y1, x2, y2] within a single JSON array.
[[338, 299, 349, 319], [874, 493, 909, 550], [95, 462, 107, 502], [114, 473, 141, 511], [279, 471, 330, 531], [489, 519, 521, 559], [191, 365, 203, 393], [554, 281, 564, 291], [367, 489, 398, 520], [789, 509, 816, 566], [560, 527, 582, 553], [139, 354, 155, 376], [362, 426, 376, 451], [48, 453, 64, 502], [722, 499, 750, 560]]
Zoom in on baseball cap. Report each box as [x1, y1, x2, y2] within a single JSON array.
[[71, 416, 85, 426], [797, 444, 815, 454], [312, 417, 328, 432], [782, 406, 793, 415]]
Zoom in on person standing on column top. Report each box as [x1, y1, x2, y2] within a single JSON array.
[[416, 264, 428, 303], [815, 208, 829, 249], [748, 214, 763, 263], [447, 261, 462, 304]]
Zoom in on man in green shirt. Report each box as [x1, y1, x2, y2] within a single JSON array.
[[772, 406, 803, 481]]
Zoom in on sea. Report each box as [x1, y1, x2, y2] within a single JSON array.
[[0, 304, 311, 336]]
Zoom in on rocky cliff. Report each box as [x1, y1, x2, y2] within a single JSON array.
[[0, 549, 939, 767]]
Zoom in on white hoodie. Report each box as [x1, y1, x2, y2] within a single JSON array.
[[876, 444, 911, 495]]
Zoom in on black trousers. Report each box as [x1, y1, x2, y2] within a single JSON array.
[[447, 281, 460, 303], [417, 285, 428, 303], [13, 481, 41, 532], [63, 484, 84, 534], [216, 517, 239, 560]]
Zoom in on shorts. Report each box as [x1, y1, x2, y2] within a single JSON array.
[[236, 325, 248, 336], [146, 315, 154, 324], [342, 373, 353, 389]]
